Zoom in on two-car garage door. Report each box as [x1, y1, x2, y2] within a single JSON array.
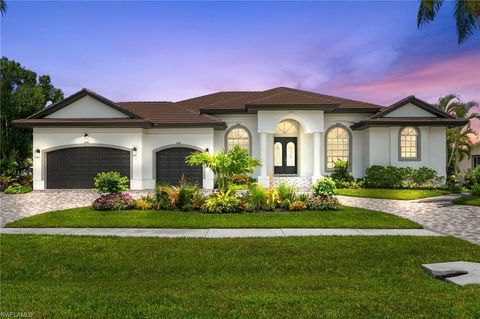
[[46, 147, 130, 189], [45, 146, 202, 189]]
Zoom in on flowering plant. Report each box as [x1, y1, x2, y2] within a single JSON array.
[[92, 192, 134, 211]]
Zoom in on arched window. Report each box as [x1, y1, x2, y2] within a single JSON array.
[[276, 120, 298, 135], [326, 125, 351, 170], [225, 125, 251, 153], [399, 127, 420, 160]]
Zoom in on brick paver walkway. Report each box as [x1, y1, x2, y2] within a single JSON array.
[[339, 194, 480, 245], [1, 191, 478, 245]]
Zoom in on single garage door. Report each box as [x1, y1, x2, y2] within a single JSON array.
[[156, 147, 202, 186], [46, 147, 130, 189]]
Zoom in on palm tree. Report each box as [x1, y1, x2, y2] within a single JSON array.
[[0, 0, 6, 15], [434, 94, 480, 173], [418, 0, 480, 44]]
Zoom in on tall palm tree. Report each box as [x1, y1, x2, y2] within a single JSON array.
[[434, 94, 480, 172], [418, 0, 480, 44], [0, 0, 6, 16]]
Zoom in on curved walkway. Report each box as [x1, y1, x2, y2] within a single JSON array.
[[338, 194, 480, 245]]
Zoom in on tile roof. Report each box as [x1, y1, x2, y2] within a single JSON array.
[[177, 87, 384, 113], [116, 101, 226, 128]]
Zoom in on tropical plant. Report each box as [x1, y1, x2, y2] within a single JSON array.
[[134, 198, 153, 210], [312, 177, 337, 197], [288, 201, 307, 211], [275, 182, 297, 208], [417, 0, 480, 44], [93, 171, 129, 194], [434, 94, 479, 173], [0, 0, 6, 15], [244, 184, 267, 211], [186, 145, 261, 191], [201, 190, 239, 214], [3, 184, 32, 194], [330, 160, 354, 187], [462, 166, 480, 188], [471, 183, 480, 196]]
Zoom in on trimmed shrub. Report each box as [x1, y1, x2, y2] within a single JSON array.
[[312, 177, 337, 197], [289, 201, 307, 211], [364, 166, 403, 188], [93, 171, 129, 194], [306, 196, 340, 211], [92, 192, 134, 211], [463, 167, 480, 189], [201, 190, 240, 214], [471, 184, 480, 196]]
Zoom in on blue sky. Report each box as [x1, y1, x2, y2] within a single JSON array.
[[2, 1, 479, 105]]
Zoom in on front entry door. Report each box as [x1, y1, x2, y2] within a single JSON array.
[[274, 137, 297, 174]]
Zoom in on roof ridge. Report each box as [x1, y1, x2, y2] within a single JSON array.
[[278, 87, 384, 108], [245, 87, 339, 104], [117, 101, 173, 104]]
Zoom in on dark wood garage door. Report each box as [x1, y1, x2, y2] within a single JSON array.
[[156, 147, 202, 186], [46, 147, 130, 189]]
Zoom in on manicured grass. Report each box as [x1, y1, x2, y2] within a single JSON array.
[[5, 206, 421, 229], [336, 188, 450, 200], [1, 235, 479, 318], [453, 195, 480, 206]]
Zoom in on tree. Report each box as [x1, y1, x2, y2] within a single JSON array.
[[433, 94, 480, 173], [417, 0, 480, 44], [0, 0, 6, 15], [0, 57, 64, 165], [185, 146, 261, 190]]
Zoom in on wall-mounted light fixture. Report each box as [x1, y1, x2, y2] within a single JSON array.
[[35, 149, 40, 158], [132, 147, 137, 156], [205, 148, 209, 153], [83, 133, 89, 144]]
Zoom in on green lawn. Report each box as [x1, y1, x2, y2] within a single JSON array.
[[453, 195, 480, 206], [1, 235, 479, 318], [336, 188, 450, 200], [5, 206, 420, 229]]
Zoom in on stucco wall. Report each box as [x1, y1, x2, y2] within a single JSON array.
[[33, 127, 214, 190], [367, 126, 447, 177], [45, 96, 129, 118], [384, 103, 436, 118], [458, 142, 480, 172]]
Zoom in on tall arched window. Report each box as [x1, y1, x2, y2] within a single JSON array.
[[399, 127, 420, 160], [225, 125, 251, 153], [326, 125, 351, 170]]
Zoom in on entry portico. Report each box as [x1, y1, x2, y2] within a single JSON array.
[[257, 110, 325, 187]]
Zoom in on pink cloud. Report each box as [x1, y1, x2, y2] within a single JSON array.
[[337, 52, 480, 106]]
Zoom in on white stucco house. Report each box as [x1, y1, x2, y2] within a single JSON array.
[[458, 141, 480, 172], [14, 87, 467, 190]]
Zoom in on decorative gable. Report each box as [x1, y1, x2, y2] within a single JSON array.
[[383, 102, 437, 118], [45, 95, 130, 118]]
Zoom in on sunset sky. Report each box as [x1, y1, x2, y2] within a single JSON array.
[[2, 1, 479, 106]]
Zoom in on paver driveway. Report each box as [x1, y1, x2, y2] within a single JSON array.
[[339, 194, 480, 245], [1, 191, 479, 245], [0, 190, 147, 226]]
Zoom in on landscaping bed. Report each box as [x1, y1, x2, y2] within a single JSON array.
[[1, 235, 479, 318], [5, 206, 421, 229], [452, 196, 480, 206], [336, 188, 450, 200]]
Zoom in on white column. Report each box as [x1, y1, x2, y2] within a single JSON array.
[[258, 132, 270, 187], [312, 131, 322, 184]]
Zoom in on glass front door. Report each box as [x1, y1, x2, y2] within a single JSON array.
[[274, 137, 297, 174]]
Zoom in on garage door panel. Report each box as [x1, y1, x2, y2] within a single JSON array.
[[156, 147, 202, 186], [46, 147, 130, 189]]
